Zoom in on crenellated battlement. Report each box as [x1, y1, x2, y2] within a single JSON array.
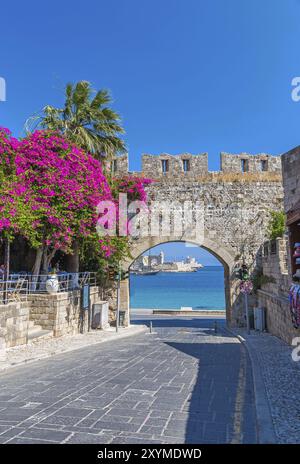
[[112, 151, 282, 178], [142, 153, 208, 177], [220, 152, 281, 173]]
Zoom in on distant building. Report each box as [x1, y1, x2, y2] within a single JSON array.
[[131, 251, 164, 271], [131, 251, 203, 273]]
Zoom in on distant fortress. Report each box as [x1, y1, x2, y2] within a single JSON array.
[[131, 252, 203, 274]]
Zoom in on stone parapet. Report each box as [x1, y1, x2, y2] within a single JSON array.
[[221, 152, 282, 173], [0, 301, 30, 348], [110, 151, 282, 178], [0, 286, 110, 354], [27, 286, 109, 337], [142, 153, 208, 178]]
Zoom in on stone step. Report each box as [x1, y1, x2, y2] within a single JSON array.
[[28, 321, 39, 329], [28, 324, 43, 333], [27, 329, 53, 343]]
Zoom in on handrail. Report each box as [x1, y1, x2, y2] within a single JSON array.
[[0, 272, 98, 303]]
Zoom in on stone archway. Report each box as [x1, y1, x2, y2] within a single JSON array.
[[112, 151, 283, 328], [121, 235, 236, 325]]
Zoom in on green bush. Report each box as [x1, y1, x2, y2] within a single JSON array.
[[267, 210, 285, 240]]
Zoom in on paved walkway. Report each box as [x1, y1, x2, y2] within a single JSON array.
[[0, 316, 257, 444], [234, 329, 300, 444], [1, 325, 147, 371]]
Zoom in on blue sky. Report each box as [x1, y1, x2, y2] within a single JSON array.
[[1, 0, 300, 264], [143, 243, 221, 266]]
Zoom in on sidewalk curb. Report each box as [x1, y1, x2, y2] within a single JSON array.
[[0, 325, 148, 374], [224, 327, 277, 444]]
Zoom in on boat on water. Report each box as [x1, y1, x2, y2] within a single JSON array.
[[131, 268, 160, 276]]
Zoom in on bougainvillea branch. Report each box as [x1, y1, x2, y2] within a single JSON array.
[[0, 128, 152, 276]]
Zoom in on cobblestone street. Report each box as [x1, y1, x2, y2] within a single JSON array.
[[0, 316, 257, 444]]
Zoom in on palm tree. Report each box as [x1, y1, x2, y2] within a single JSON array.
[[25, 81, 126, 275], [26, 81, 126, 158]]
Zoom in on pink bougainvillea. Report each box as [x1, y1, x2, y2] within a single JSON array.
[[0, 128, 153, 266], [15, 130, 113, 253], [112, 175, 153, 203], [0, 127, 29, 237]]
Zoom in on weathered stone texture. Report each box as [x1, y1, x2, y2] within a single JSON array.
[[105, 154, 129, 176], [256, 238, 297, 344], [120, 172, 284, 326], [0, 286, 110, 352], [128, 152, 282, 178], [0, 301, 30, 348], [113, 154, 129, 175], [221, 152, 282, 173], [27, 286, 107, 337], [281, 146, 300, 214], [142, 153, 208, 178]]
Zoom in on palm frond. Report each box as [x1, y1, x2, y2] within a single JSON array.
[[26, 80, 126, 159]]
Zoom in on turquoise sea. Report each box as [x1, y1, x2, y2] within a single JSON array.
[[130, 266, 225, 310]]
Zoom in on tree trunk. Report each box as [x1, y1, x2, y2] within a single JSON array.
[[41, 247, 56, 274], [31, 246, 43, 291], [65, 240, 80, 273], [3, 238, 10, 304], [32, 246, 43, 276], [3, 238, 10, 281]]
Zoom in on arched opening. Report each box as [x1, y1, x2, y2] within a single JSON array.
[[130, 242, 225, 310], [122, 238, 235, 324]]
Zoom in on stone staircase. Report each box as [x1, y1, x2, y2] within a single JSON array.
[[27, 320, 53, 343]]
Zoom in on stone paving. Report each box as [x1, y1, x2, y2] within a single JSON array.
[[1, 325, 147, 371], [235, 329, 300, 444], [0, 316, 257, 444]]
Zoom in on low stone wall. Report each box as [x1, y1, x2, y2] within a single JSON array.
[[257, 238, 298, 344], [0, 285, 110, 361], [257, 289, 298, 344], [0, 301, 29, 348], [28, 286, 108, 337]]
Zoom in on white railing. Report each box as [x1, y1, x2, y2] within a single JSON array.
[[0, 272, 98, 303], [0, 278, 28, 304]]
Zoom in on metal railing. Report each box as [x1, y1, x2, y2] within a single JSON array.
[[0, 272, 98, 304], [0, 278, 28, 304]]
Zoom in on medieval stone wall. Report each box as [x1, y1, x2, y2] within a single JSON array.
[[281, 145, 300, 214], [220, 153, 282, 173], [113, 154, 128, 175], [113, 151, 283, 326], [256, 238, 297, 344], [113, 152, 282, 178], [104, 154, 129, 177], [117, 169, 284, 325], [142, 153, 208, 178], [143, 178, 283, 260]]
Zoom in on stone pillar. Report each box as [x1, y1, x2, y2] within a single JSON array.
[[0, 328, 7, 366], [120, 279, 130, 326]]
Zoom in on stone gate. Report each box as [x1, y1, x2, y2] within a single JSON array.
[[113, 151, 283, 325]]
